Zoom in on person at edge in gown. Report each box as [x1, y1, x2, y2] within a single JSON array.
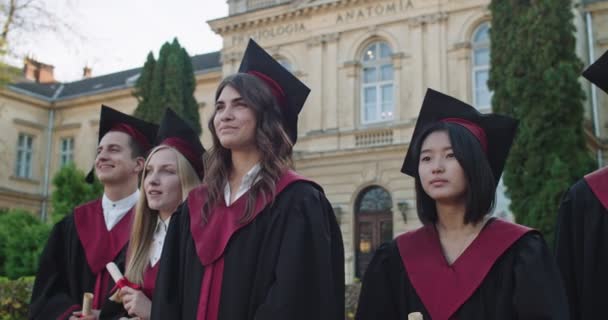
[[29, 106, 158, 320], [99, 108, 205, 320], [150, 39, 345, 320], [554, 49, 608, 320], [355, 88, 569, 320]]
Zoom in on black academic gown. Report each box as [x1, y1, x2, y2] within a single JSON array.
[[356, 218, 568, 320], [151, 171, 345, 320], [555, 167, 608, 320], [29, 199, 132, 320], [99, 203, 185, 320]]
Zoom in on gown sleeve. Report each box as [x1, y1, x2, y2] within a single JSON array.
[[253, 186, 345, 320], [512, 233, 569, 320], [355, 242, 403, 320], [554, 183, 585, 320], [29, 217, 81, 320]]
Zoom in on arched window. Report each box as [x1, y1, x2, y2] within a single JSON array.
[[472, 23, 492, 110], [355, 186, 393, 278], [361, 41, 394, 124]]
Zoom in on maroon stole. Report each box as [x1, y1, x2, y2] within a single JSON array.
[[142, 262, 160, 299], [187, 170, 311, 320], [396, 219, 533, 320], [584, 166, 608, 210], [73, 199, 133, 309]]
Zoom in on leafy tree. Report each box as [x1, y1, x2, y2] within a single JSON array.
[[133, 38, 201, 135], [488, 0, 594, 243], [50, 163, 102, 223]]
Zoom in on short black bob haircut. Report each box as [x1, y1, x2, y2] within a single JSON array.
[[412, 121, 496, 225]]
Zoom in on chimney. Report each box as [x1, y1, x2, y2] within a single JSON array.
[[83, 66, 92, 79], [23, 57, 55, 83]]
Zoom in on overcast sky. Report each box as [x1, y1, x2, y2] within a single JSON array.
[[10, 0, 228, 82]]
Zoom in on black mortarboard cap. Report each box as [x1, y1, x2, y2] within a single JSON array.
[[156, 108, 205, 179], [85, 105, 159, 183], [401, 89, 518, 184], [238, 39, 310, 143], [583, 49, 608, 94]]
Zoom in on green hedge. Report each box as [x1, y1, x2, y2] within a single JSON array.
[[0, 210, 51, 279], [345, 281, 361, 320], [0, 277, 362, 320], [0, 277, 33, 320]]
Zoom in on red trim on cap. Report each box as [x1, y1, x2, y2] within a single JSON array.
[[161, 137, 204, 179], [247, 70, 287, 108], [110, 123, 152, 152], [441, 118, 488, 153]]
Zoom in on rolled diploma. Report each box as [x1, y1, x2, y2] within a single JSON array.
[[106, 262, 123, 282], [81, 292, 94, 316], [408, 312, 423, 320], [106, 262, 125, 302]]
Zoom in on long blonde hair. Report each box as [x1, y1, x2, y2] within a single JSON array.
[[125, 145, 201, 284]]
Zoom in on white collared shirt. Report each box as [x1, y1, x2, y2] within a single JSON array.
[[224, 164, 261, 206], [101, 190, 140, 231], [149, 215, 171, 266]]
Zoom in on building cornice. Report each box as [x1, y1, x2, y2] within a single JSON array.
[[209, 0, 418, 36], [1, 87, 53, 108]]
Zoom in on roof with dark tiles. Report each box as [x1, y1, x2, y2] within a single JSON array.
[[7, 51, 221, 102]]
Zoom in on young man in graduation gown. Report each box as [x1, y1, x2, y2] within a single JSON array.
[[356, 89, 568, 320], [151, 39, 345, 320], [554, 50, 608, 320], [29, 106, 158, 320]]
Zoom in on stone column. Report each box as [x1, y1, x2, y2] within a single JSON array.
[[323, 33, 340, 131], [305, 36, 324, 134]]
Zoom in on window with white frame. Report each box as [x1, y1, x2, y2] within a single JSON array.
[[361, 41, 394, 124], [15, 133, 33, 178], [472, 22, 492, 110], [60, 137, 74, 166]]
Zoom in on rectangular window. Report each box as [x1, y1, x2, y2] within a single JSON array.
[[60, 137, 74, 166], [474, 69, 492, 110], [361, 63, 394, 124], [363, 87, 377, 123], [380, 84, 394, 120], [15, 133, 34, 178]]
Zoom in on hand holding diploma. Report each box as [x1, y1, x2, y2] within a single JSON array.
[[69, 292, 100, 319], [106, 262, 151, 319], [106, 262, 141, 303]]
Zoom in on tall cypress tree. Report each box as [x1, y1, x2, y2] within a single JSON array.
[[180, 46, 202, 134], [132, 38, 201, 135], [488, 0, 594, 242], [164, 39, 185, 117], [133, 52, 157, 122]]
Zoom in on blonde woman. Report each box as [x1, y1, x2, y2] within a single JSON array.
[[100, 109, 204, 320]]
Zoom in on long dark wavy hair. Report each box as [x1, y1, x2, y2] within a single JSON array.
[[203, 73, 294, 223]]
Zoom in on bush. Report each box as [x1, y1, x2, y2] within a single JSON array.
[[0, 276, 34, 320], [345, 281, 361, 320], [0, 211, 50, 279], [51, 163, 102, 223]]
